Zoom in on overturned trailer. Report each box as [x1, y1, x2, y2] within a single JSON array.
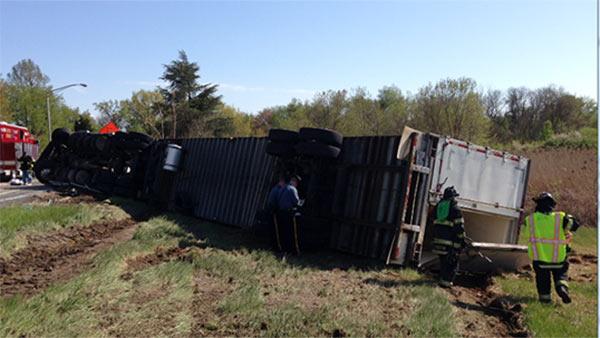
[[159, 127, 530, 271], [36, 126, 530, 271], [337, 127, 531, 271]]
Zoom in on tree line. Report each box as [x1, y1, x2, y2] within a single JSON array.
[[1, 52, 596, 149]]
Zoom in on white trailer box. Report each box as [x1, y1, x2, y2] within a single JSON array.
[[387, 127, 530, 272]]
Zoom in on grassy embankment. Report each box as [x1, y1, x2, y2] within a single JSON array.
[[0, 201, 129, 257], [0, 202, 455, 337]]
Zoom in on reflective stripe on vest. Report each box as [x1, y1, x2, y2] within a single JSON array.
[[528, 214, 539, 260], [527, 212, 567, 263]]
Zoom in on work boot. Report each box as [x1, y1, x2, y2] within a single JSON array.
[[557, 286, 572, 304]]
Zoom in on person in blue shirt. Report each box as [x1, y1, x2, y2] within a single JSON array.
[[272, 175, 302, 254], [277, 175, 301, 211], [267, 175, 286, 211]]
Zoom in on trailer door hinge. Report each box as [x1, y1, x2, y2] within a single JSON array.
[[401, 223, 421, 232], [410, 164, 430, 174]]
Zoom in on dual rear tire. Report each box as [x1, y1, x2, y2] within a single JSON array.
[[265, 128, 343, 160]]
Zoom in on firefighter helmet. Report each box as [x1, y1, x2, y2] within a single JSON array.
[[443, 186, 459, 199], [533, 192, 556, 208]]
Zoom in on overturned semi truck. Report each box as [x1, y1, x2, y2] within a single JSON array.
[[36, 126, 530, 271]]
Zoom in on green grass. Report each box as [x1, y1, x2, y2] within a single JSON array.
[[0, 216, 194, 337], [0, 209, 458, 337], [0, 202, 128, 257], [502, 225, 597, 337], [497, 277, 597, 337]]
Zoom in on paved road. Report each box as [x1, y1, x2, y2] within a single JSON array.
[[0, 181, 49, 207]]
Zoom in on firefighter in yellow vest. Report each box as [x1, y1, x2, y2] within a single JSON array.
[[432, 186, 466, 288], [524, 192, 579, 304]]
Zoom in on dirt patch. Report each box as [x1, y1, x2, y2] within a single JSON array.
[[0, 218, 138, 297], [30, 192, 98, 205], [444, 274, 528, 337], [120, 246, 197, 280], [190, 272, 235, 337]]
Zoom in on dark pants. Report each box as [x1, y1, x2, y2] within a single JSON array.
[[533, 261, 569, 301], [438, 248, 459, 284], [272, 210, 301, 254]]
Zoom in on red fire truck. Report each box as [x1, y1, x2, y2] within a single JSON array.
[[0, 122, 39, 182]]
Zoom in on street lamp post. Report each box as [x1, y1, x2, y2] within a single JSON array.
[[47, 83, 87, 140]]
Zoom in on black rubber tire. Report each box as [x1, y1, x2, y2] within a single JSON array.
[[95, 135, 109, 152], [84, 134, 95, 152], [268, 129, 299, 143], [68, 132, 88, 150], [299, 128, 343, 147], [127, 131, 153, 144], [67, 168, 77, 184], [113, 132, 151, 152], [56, 167, 69, 182], [266, 141, 296, 158], [93, 170, 116, 185], [295, 141, 341, 159], [75, 170, 91, 185], [52, 128, 70, 145]]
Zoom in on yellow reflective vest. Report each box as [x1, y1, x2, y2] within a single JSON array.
[[524, 211, 568, 263]]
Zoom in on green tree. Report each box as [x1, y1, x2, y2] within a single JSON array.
[[378, 85, 409, 135], [305, 90, 348, 130], [410, 78, 489, 142], [541, 120, 554, 141], [94, 100, 124, 127], [4, 60, 80, 146], [120, 90, 165, 138], [0, 78, 13, 121], [160, 50, 222, 138], [6, 59, 49, 88], [74, 111, 98, 132]]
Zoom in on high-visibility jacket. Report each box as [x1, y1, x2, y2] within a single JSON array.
[[432, 199, 465, 254], [524, 211, 570, 264]]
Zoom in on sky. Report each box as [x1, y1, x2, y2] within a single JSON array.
[[0, 0, 596, 117]]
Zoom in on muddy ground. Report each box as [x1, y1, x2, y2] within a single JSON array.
[[0, 217, 138, 297], [1, 195, 596, 337]]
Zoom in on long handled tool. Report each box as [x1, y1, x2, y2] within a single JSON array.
[[464, 236, 493, 263]]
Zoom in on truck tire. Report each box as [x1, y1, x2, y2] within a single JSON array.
[[299, 128, 343, 147], [75, 170, 91, 185], [296, 141, 341, 159], [52, 128, 70, 145], [266, 141, 296, 158], [68, 132, 88, 150], [93, 170, 116, 185], [115, 132, 152, 152], [67, 168, 78, 184], [95, 135, 109, 152], [127, 132, 153, 144], [268, 129, 299, 143]]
